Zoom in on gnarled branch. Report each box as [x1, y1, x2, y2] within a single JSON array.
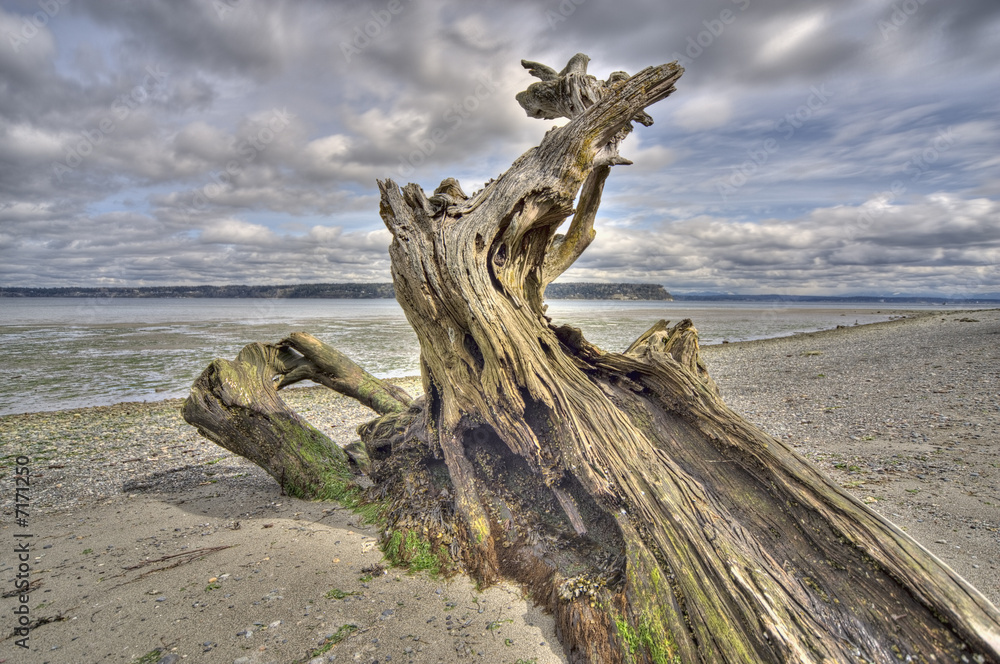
[[182, 342, 351, 499], [275, 332, 412, 415], [183, 333, 412, 497], [542, 165, 609, 289]]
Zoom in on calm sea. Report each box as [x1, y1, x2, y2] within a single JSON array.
[[0, 298, 953, 415]]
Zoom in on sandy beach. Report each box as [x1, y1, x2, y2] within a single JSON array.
[[3, 308, 999, 663]]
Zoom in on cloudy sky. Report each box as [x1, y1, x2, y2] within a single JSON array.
[[1, 0, 998, 296]]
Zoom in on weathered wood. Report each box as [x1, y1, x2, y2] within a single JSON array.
[[274, 332, 411, 415], [542, 165, 608, 290], [182, 342, 351, 499], [625, 318, 719, 395], [182, 334, 411, 498], [376, 54, 1000, 663], [182, 53, 1000, 663]]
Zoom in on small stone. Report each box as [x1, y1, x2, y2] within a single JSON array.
[[157, 655, 181, 664], [155, 596, 167, 602]]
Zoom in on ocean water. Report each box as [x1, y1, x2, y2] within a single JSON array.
[[0, 297, 950, 415]]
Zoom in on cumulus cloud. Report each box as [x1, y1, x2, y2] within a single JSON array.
[[563, 195, 1000, 295], [0, 0, 997, 294], [0, 206, 394, 286], [672, 95, 733, 131]]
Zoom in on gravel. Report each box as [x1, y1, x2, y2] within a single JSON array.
[[0, 377, 423, 515]]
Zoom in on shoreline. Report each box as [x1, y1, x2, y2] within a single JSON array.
[[0, 307, 949, 419], [3, 309, 999, 662], [3, 303, 981, 418]]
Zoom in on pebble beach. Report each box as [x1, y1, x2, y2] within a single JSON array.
[[3, 308, 999, 663]]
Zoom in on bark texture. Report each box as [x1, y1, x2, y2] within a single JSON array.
[[183, 333, 409, 497], [183, 54, 1000, 663]]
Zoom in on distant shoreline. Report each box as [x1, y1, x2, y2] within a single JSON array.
[[2, 282, 997, 304], [0, 282, 674, 301]]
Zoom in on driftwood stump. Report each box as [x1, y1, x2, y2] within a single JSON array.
[[184, 54, 1000, 663]]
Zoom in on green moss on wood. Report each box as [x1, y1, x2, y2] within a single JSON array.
[[270, 415, 351, 499], [383, 529, 449, 576], [621, 542, 687, 664], [615, 614, 681, 664]]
